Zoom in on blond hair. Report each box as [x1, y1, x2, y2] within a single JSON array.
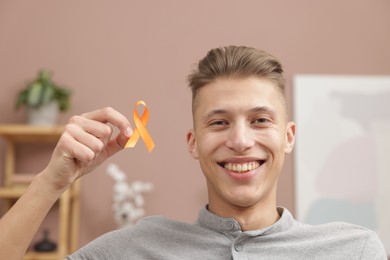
[[187, 46, 285, 111]]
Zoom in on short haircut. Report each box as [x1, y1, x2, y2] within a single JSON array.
[[187, 46, 285, 112]]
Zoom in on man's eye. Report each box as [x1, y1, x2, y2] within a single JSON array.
[[210, 120, 227, 126], [253, 118, 269, 124]]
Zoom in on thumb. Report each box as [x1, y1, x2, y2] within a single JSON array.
[[106, 127, 133, 158]]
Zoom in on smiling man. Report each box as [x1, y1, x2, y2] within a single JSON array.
[[186, 51, 295, 232], [0, 46, 387, 259]]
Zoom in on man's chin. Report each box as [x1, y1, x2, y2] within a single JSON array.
[[224, 191, 264, 209]]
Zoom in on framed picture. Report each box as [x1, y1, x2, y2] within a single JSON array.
[[293, 75, 390, 254]]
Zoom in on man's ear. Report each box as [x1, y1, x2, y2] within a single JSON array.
[[285, 121, 296, 153], [186, 129, 199, 159]]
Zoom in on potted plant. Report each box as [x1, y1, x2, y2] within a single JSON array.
[[15, 70, 71, 126]]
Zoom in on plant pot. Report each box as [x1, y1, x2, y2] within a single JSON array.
[[26, 101, 59, 126]]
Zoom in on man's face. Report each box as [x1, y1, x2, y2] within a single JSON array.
[[187, 77, 295, 214]]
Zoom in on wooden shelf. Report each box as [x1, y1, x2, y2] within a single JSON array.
[[0, 124, 80, 259], [0, 186, 27, 198], [0, 124, 64, 142]]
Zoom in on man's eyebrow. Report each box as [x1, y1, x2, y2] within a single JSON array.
[[249, 106, 276, 116], [202, 109, 228, 121], [202, 106, 276, 121]]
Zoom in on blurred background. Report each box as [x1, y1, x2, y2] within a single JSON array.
[[0, 0, 389, 255]]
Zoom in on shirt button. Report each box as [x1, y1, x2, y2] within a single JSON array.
[[234, 244, 243, 252], [226, 221, 235, 229]]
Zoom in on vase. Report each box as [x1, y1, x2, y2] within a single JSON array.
[[26, 101, 59, 126]]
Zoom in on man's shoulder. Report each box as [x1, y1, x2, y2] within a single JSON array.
[[278, 220, 386, 259], [134, 215, 212, 236], [278, 207, 375, 238], [299, 221, 384, 250], [293, 220, 376, 239], [136, 215, 191, 230], [299, 220, 373, 233]]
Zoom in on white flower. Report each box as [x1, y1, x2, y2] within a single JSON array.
[[106, 163, 153, 228]]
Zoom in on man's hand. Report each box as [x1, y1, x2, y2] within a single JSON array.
[[43, 107, 133, 190], [0, 107, 133, 259]]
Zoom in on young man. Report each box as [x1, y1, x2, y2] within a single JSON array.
[[0, 46, 387, 259]]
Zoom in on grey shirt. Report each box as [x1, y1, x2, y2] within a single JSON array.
[[67, 207, 387, 259]]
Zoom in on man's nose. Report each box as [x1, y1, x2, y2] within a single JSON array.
[[225, 123, 255, 152]]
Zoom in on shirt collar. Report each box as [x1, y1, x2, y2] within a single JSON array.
[[196, 205, 296, 237]]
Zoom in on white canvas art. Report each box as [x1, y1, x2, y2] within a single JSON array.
[[293, 75, 390, 254]]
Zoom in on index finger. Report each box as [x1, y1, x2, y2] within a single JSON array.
[[81, 107, 132, 138]]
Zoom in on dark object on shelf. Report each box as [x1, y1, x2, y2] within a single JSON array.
[[34, 229, 57, 252]]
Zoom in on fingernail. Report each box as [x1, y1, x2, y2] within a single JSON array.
[[125, 127, 132, 137]]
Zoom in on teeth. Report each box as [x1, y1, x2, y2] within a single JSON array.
[[223, 161, 261, 174]]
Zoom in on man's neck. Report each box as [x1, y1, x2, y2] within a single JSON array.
[[207, 200, 280, 231]]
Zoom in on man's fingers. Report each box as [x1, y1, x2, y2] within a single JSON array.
[[64, 107, 134, 162], [59, 131, 96, 163], [105, 131, 131, 158], [58, 107, 134, 171], [81, 107, 132, 138], [63, 123, 106, 157]]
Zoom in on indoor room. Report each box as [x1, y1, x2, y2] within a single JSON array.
[[0, 1, 389, 259]]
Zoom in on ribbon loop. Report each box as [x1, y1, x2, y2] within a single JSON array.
[[125, 100, 155, 152]]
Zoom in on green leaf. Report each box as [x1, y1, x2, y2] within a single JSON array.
[[15, 69, 72, 112], [41, 85, 55, 104], [39, 70, 51, 82], [15, 89, 28, 109], [27, 82, 44, 107]]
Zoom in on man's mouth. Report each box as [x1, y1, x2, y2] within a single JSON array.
[[218, 160, 265, 174]]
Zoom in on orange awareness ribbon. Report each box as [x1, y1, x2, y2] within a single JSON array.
[[125, 100, 155, 152]]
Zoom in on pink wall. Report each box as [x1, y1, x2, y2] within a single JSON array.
[[1, 0, 389, 249]]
